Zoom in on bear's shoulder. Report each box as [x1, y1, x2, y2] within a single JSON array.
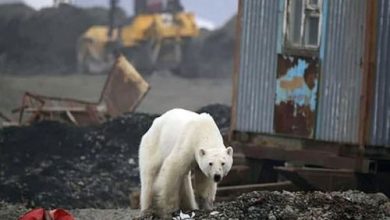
[[161, 108, 199, 120], [158, 109, 216, 127]]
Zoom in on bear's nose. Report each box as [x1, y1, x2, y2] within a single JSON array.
[[214, 174, 221, 182]]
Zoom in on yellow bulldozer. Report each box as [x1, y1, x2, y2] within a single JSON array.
[[77, 0, 199, 75]]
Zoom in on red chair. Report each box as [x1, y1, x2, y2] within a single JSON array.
[[18, 208, 75, 220]]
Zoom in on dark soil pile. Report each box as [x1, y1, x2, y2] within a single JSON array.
[[0, 3, 126, 74], [0, 3, 35, 24], [0, 104, 230, 209], [0, 113, 157, 209], [196, 104, 230, 130], [177, 15, 236, 78]]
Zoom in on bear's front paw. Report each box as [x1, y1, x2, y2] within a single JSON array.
[[197, 196, 214, 210], [138, 209, 154, 218], [157, 209, 180, 220], [203, 201, 213, 211]]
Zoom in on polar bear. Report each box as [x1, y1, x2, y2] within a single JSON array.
[[138, 108, 233, 218]]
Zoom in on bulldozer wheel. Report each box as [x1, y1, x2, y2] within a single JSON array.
[[79, 53, 115, 75], [77, 38, 115, 75], [122, 42, 155, 76], [172, 37, 195, 77]]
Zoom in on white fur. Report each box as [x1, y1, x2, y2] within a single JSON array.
[[138, 108, 233, 218]]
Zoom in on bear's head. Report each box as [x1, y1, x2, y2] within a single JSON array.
[[197, 146, 233, 183]]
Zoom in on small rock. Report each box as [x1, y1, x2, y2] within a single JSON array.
[[247, 206, 256, 212], [382, 202, 390, 216], [128, 158, 136, 165], [210, 211, 219, 216]]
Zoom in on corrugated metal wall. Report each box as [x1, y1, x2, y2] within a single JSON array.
[[370, 0, 390, 147], [315, 0, 366, 143], [236, 0, 278, 133]]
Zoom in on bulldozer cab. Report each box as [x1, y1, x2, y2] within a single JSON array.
[[78, 0, 198, 75], [134, 0, 183, 14]]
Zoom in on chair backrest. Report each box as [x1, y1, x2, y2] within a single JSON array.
[[99, 54, 150, 118]]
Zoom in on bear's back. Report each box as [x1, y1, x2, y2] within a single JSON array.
[[144, 108, 221, 160], [151, 109, 200, 157], [161, 108, 200, 123]]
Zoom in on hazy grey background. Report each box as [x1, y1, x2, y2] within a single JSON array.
[[77, 0, 237, 27], [0, 0, 238, 28], [0, 0, 237, 116]]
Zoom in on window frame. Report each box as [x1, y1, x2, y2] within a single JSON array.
[[282, 0, 323, 56]]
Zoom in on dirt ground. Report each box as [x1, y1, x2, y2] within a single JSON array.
[[0, 201, 138, 220], [0, 71, 232, 123], [2, 191, 390, 220]]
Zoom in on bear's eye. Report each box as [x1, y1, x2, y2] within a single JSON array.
[[209, 162, 213, 166], [222, 162, 225, 166]]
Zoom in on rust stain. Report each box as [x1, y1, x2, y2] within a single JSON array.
[[274, 55, 319, 138], [280, 77, 305, 90]]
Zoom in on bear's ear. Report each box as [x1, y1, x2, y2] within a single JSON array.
[[226, 146, 233, 156], [199, 148, 206, 157]]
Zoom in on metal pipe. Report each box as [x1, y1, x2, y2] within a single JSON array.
[[358, 0, 378, 172], [229, 0, 243, 142]]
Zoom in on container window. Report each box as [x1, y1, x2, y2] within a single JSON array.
[[284, 0, 322, 51]]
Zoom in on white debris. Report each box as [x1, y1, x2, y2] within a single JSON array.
[[172, 210, 195, 220]]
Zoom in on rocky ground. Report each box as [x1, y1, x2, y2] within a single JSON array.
[[192, 190, 390, 220]]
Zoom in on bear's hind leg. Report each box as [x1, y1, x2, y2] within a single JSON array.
[[140, 164, 159, 214], [180, 171, 198, 211], [155, 157, 184, 217], [139, 135, 161, 214]]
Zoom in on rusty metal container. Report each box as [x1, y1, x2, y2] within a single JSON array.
[[369, 0, 390, 147], [232, 0, 390, 148], [234, 0, 278, 134]]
